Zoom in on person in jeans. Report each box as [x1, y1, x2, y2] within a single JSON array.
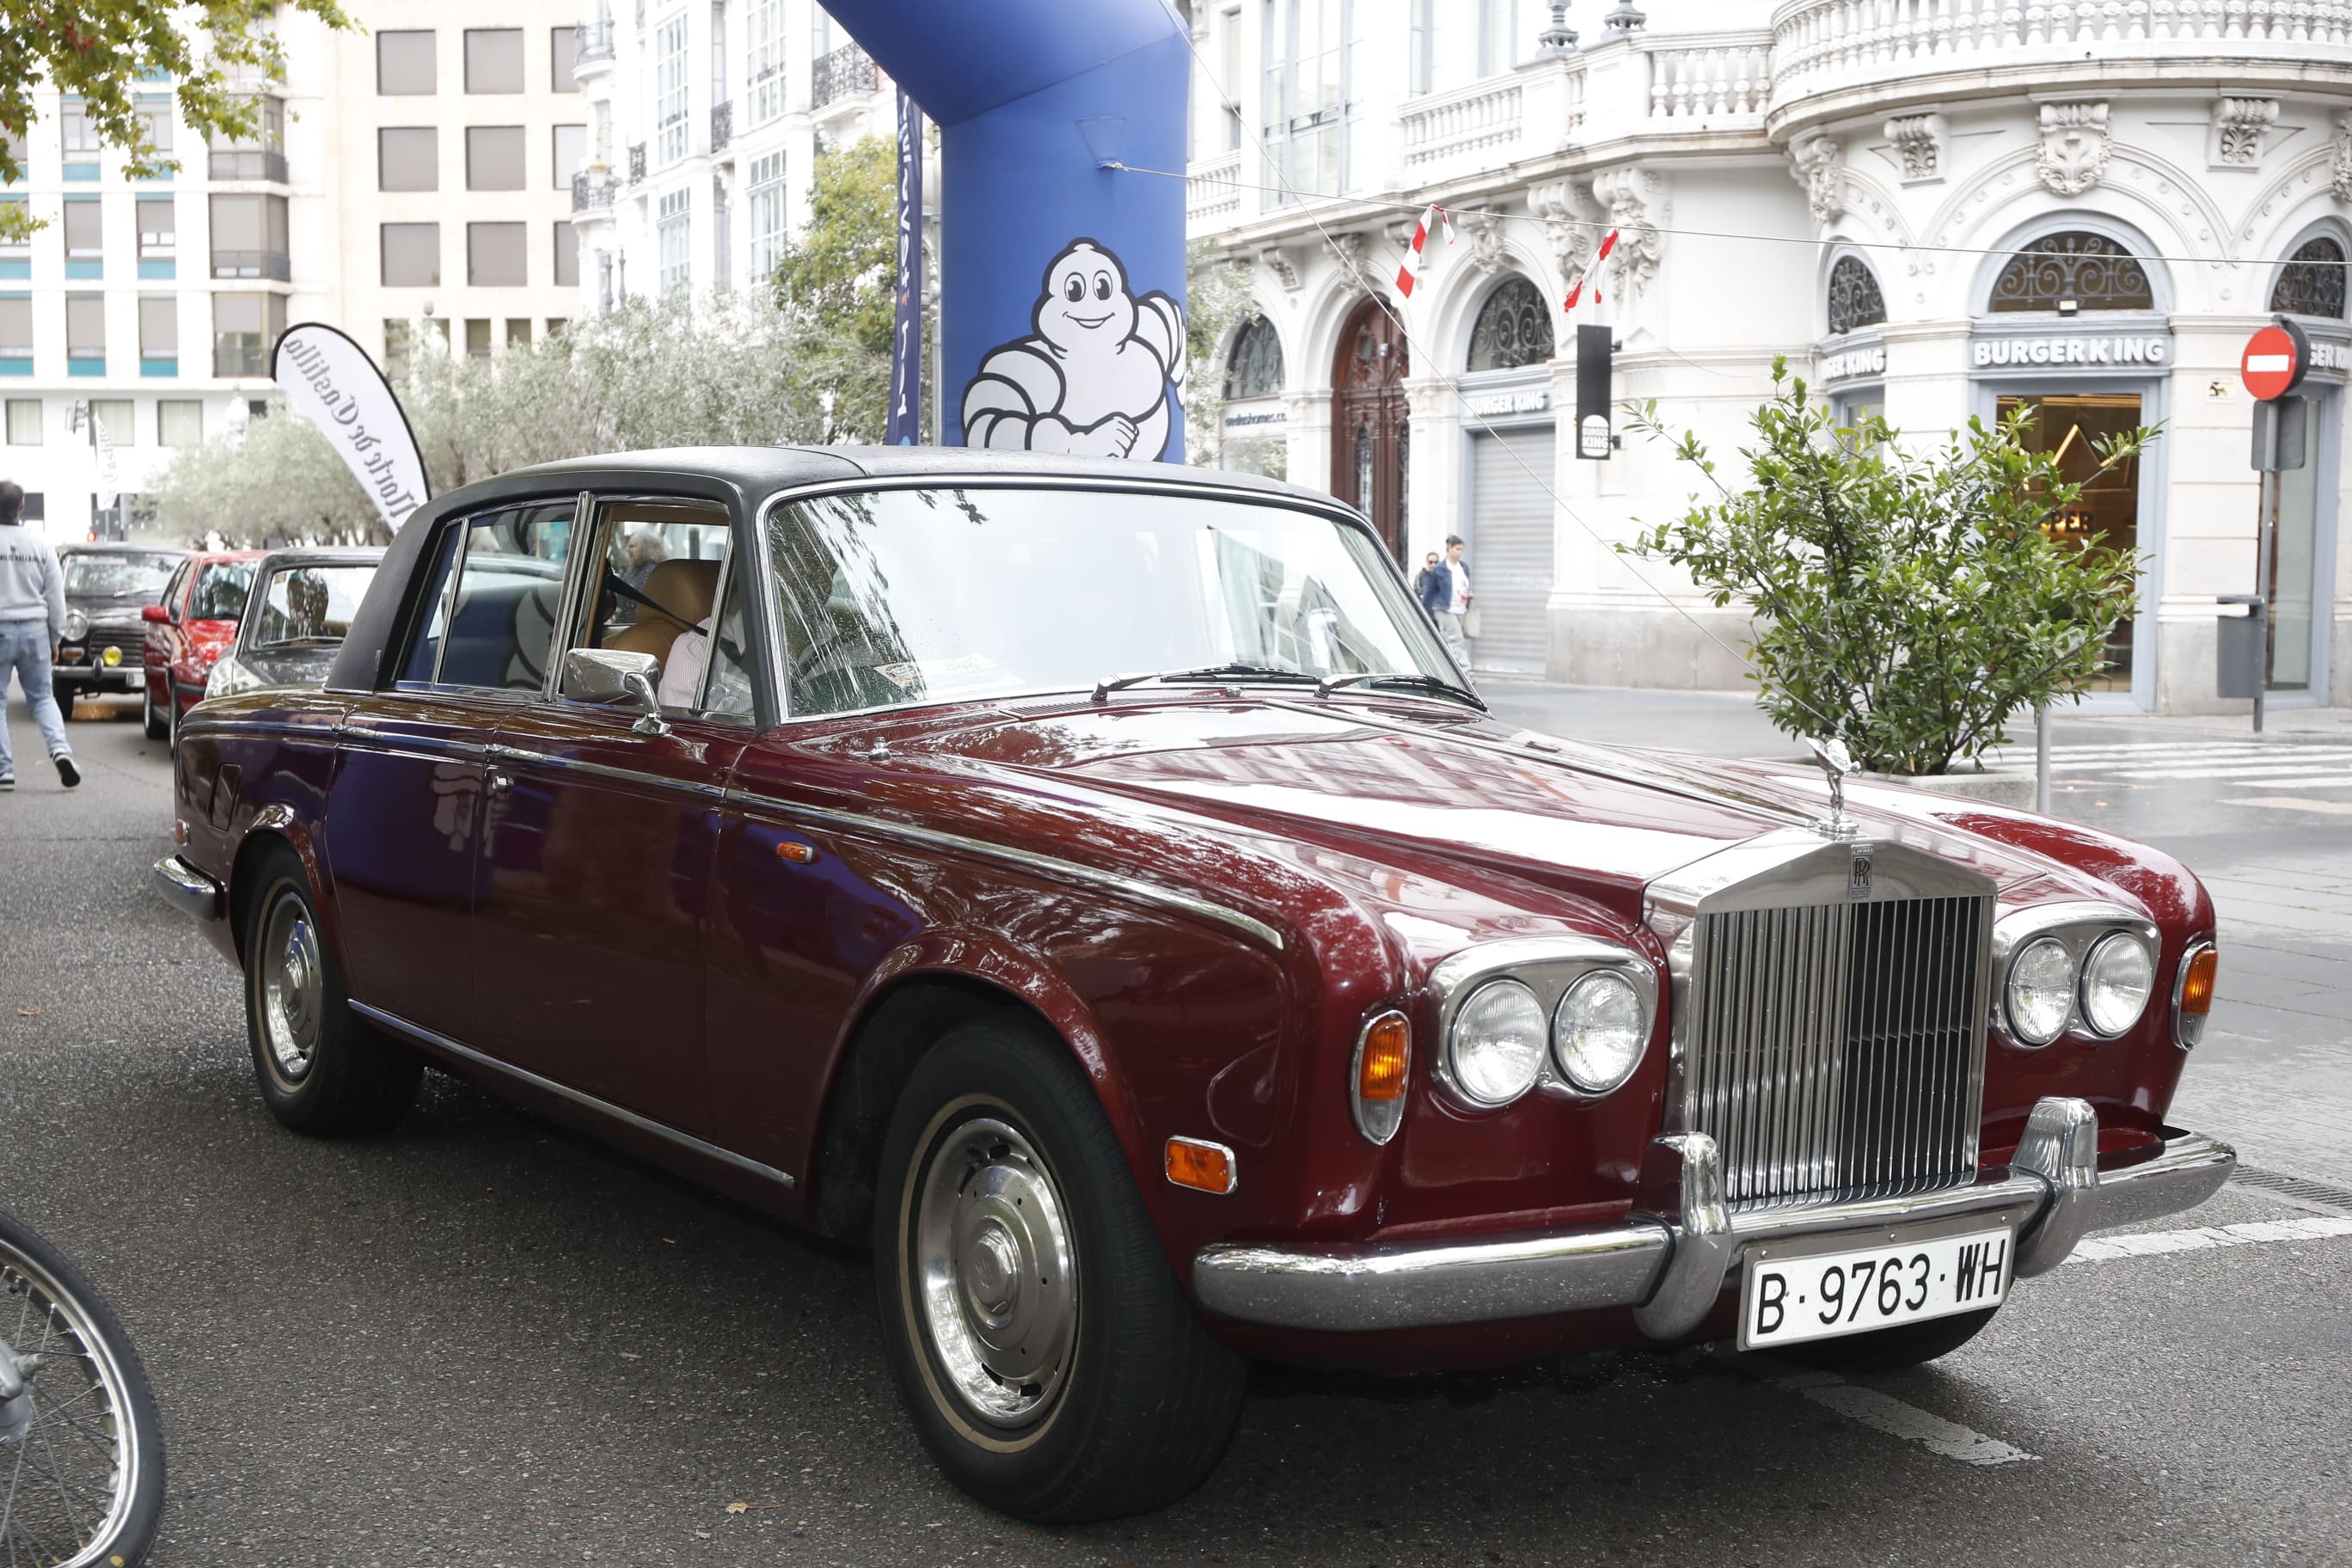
[[1417, 534, 1474, 671], [0, 481, 80, 791]]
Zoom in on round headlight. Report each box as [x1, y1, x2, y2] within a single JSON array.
[[2080, 931, 2154, 1038], [63, 609, 89, 643], [1445, 980, 1547, 1107], [1553, 970, 1648, 1095], [2005, 936, 2075, 1046]]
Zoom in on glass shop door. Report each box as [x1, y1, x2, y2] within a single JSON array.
[[1997, 392, 2145, 694]]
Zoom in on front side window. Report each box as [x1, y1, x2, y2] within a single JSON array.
[[190, 560, 256, 622], [764, 487, 1453, 718], [251, 562, 377, 646], [572, 500, 742, 714], [418, 503, 575, 690]]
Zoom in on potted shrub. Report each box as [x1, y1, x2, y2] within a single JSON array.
[[1624, 361, 2150, 781]]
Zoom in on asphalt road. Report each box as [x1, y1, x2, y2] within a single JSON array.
[[4, 690, 2350, 1567]]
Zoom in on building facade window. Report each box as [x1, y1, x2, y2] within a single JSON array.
[[157, 400, 202, 447], [89, 399, 133, 445], [207, 96, 285, 181], [213, 292, 285, 376], [378, 31, 438, 95], [7, 398, 42, 444], [136, 197, 175, 274], [1225, 315, 1284, 399], [380, 126, 438, 191], [138, 295, 177, 372], [658, 187, 690, 292], [554, 220, 579, 288], [1264, 0, 1357, 200], [210, 193, 290, 279], [466, 317, 493, 358], [655, 15, 690, 165], [466, 126, 526, 190], [382, 222, 441, 286], [465, 29, 525, 94], [1467, 276, 1554, 371], [0, 200, 28, 275], [554, 124, 586, 187], [60, 100, 103, 168], [1989, 231, 2153, 313], [469, 222, 527, 285], [712, 175, 730, 292], [63, 199, 104, 277], [384, 318, 415, 377], [1826, 255, 1887, 335], [747, 151, 787, 279], [748, 0, 787, 126], [2270, 236, 2348, 319], [507, 317, 533, 348], [0, 297, 31, 366], [65, 294, 106, 371], [134, 95, 175, 162], [552, 26, 580, 92]]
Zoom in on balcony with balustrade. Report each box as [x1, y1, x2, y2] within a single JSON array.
[[575, 14, 616, 69], [812, 42, 878, 110], [1767, 0, 2352, 137]]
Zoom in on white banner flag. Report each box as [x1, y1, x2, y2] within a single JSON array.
[[271, 322, 432, 532]]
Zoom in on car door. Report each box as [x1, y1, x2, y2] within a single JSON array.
[[472, 493, 750, 1137], [324, 500, 575, 1045], [144, 560, 191, 705]]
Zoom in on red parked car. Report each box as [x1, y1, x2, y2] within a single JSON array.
[[140, 549, 265, 740], [153, 450, 2233, 1522]]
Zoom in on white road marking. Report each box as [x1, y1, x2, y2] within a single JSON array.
[[2223, 795, 2352, 815], [2065, 1215, 2352, 1261], [2074, 764, 2352, 781], [1767, 1368, 2037, 1466]]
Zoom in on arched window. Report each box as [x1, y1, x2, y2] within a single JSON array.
[[1224, 315, 1284, 401], [1826, 256, 1886, 335], [1466, 276, 1554, 371], [2271, 236, 2348, 319], [1989, 231, 2153, 312]]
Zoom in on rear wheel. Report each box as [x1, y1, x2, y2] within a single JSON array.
[[873, 1015, 1246, 1523], [241, 846, 421, 1136], [1779, 1307, 1998, 1374]]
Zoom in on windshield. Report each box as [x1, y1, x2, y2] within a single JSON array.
[[64, 552, 181, 597], [768, 487, 1455, 717], [249, 562, 377, 648], [189, 561, 255, 622]]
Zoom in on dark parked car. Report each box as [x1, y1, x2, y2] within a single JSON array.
[[139, 550, 265, 739], [153, 449, 2233, 1522], [52, 543, 190, 714], [203, 548, 385, 701]]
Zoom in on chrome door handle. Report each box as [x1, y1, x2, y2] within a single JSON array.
[[487, 770, 512, 796]]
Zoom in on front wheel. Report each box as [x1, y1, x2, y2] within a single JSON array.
[[0, 1209, 167, 1568], [873, 1016, 1246, 1523], [52, 679, 78, 719], [142, 679, 168, 741], [241, 847, 421, 1136]]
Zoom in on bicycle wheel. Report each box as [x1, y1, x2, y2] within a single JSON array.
[[0, 1210, 167, 1567]]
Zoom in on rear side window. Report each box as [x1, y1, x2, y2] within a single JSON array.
[[432, 502, 573, 690]]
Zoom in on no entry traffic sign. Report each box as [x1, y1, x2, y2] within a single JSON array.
[[2241, 319, 2310, 401]]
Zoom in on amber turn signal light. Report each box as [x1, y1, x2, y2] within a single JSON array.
[[1351, 1010, 1412, 1146], [1165, 1136, 1237, 1195], [2174, 943, 2217, 1050], [775, 840, 818, 864]]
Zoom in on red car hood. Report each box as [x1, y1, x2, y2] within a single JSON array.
[[860, 696, 2117, 929]]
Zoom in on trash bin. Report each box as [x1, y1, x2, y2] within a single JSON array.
[[2216, 594, 2263, 699]]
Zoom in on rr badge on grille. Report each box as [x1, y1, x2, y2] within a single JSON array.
[[1847, 843, 1874, 899]]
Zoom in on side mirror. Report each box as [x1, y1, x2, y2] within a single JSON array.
[[562, 647, 669, 735], [141, 604, 170, 624]]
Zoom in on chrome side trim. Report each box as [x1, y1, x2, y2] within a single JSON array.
[[1190, 1099, 2236, 1335], [175, 718, 339, 744], [340, 725, 491, 762], [728, 788, 1286, 952], [485, 743, 730, 800], [151, 854, 224, 922], [348, 1001, 796, 1190]]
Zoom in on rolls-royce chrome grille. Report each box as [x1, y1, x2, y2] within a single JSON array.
[[1666, 842, 1995, 1210]]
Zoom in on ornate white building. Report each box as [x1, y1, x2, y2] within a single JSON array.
[[1187, 0, 2352, 714]]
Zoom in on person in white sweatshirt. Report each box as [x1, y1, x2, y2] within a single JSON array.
[[0, 481, 80, 791]]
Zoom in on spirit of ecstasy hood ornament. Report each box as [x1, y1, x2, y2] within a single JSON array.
[[1805, 736, 1862, 839]]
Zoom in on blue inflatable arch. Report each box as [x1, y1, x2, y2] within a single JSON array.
[[820, 0, 1191, 461]]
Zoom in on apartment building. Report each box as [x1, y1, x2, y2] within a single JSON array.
[[567, 0, 896, 314], [0, 0, 583, 543], [1187, 0, 2352, 714]]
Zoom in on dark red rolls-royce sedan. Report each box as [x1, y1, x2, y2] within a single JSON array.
[[154, 448, 2233, 1522]]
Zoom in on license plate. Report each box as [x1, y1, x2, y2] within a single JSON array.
[[1739, 1225, 2012, 1350]]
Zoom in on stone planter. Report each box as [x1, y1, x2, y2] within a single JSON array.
[[1860, 764, 2037, 810]]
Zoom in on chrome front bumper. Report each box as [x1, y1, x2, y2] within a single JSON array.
[[1191, 1098, 2235, 1338], [152, 854, 224, 922]]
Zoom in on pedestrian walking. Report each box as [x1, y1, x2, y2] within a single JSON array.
[[1412, 550, 1439, 603], [1417, 534, 1474, 671], [0, 481, 80, 791]]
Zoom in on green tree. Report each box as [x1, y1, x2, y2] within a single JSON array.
[[0, 0, 355, 238], [1182, 241, 1255, 464], [1626, 361, 2151, 776], [770, 134, 900, 442]]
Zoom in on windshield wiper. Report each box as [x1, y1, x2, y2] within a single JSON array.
[[1314, 671, 1486, 710], [1092, 664, 1320, 702]]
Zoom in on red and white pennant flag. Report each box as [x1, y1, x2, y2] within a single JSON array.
[[1393, 203, 1455, 298], [1562, 228, 1620, 311]]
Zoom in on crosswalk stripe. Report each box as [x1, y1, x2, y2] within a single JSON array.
[[2078, 764, 2352, 781]]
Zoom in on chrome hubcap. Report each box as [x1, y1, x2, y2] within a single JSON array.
[[912, 1117, 1077, 1428], [260, 894, 322, 1081]]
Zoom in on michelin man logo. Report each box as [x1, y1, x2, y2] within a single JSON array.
[[961, 238, 1187, 459]]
